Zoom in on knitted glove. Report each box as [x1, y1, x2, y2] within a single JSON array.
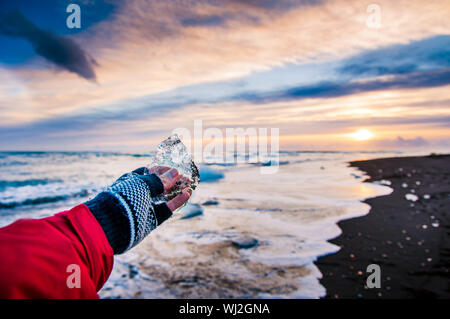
[[85, 167, 173, 254]]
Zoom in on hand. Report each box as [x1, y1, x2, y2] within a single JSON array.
[[148, 166, 192, 211], [85, 166, 193, 254]]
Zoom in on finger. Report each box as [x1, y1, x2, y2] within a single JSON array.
[[163, 175, 189, 195], [148, 165, 171, 175], [177, 176, 190, 189], [167, 189, 192, 212], [159, 168, 180, 191]]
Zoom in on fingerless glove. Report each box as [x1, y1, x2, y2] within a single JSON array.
[[85, 167, 172, 254]]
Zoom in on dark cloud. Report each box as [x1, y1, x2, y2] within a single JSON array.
[[176, 0, 324, 29], [181, 14, 229, 27], [228, 0, 323, 11], [338, 35, 450, 77], [339, 63, 418, 77], [232, 68, 450, 103], [0, 10, 97, 80]]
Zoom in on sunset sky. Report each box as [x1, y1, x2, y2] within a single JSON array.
[[0, 0, 449, 151]]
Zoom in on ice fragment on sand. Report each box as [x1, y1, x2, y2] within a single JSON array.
[[374, 179, 391, 186], [232, 236, 259, 249], [180, 203, 203, 220]]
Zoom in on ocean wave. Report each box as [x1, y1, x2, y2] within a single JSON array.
[[204, 162, 237, 167], [259, 160, 290, 166], [0, 189, 89, 209], [0, 179, 62, 190], [0, 160, 28, 167]]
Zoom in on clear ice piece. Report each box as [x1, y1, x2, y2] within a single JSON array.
[[149, 134, 200, 200]]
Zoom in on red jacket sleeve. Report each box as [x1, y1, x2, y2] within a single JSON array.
[[0, 204, 114, 299]]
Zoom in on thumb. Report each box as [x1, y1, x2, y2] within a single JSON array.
[[167, 189, 192, 212]]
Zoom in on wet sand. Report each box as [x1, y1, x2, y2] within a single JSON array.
[[315, 154, 450, 298]]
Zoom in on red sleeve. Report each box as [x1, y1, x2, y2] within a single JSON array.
[[0, 204, 114, 299]]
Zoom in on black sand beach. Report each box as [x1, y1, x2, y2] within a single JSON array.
[[315, 154, 450, 298]]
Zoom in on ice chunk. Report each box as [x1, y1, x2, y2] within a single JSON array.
[[150, 134, 200, 200], [374, 179, 391, 186], [405, 193, 418, 202]]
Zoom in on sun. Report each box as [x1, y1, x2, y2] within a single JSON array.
[[350, 129, 374, 141]]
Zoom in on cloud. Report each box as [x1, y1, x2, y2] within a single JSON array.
[[372, 136, 429, 148], [338, 35, 450, 78], [180, 14, 229, 27], [339, 63, 418, 77], [0, 10, 97, 80], [230, 68, 450, 104], [228, 0, 323, 11], [2, 0, 449, 122], [1, 0, 450, 151]]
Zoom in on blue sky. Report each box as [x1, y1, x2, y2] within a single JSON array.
[[0, 0, 449, 151], [0, 0, 115, 65]]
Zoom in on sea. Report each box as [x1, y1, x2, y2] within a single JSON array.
[[0, 150, 433, 298]]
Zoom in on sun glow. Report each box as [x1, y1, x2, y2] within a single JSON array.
[[350, 129, 374, 141]]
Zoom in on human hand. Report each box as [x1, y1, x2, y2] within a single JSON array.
[[148, 165, 192, 211], [85, 166, 192, 254]]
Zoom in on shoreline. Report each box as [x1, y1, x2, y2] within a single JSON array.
[[315, 154, 450, 298]]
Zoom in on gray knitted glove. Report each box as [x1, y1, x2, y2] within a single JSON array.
[[85, 167, 173, 254]]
